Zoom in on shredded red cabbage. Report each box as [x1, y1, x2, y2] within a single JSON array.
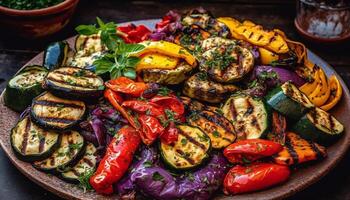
[[148, 10, 183, 42]]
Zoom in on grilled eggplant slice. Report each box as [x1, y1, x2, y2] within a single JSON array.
[[199, 37, 255, 83], [31, 92, 86, 131], [292, 107, 344, 145], [273, 132, 326, 166], [61, 143, 97, 183], [183, 73, 239, 103], [44, 67, 104, 100], [141, 61, 195, 85], [188, 110, 236, 149], [266, 82, 314, 120], [44, 41, 69, 70], [11, 116, 61, 162], [222, 93, 270, 140], [33, 131, 86, 172], [180, 96, 219, 113], [160, 125, 211, 170], [4, 65, 47, 112]]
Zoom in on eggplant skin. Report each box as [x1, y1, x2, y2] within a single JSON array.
[[141, 61, 195, 85], [183, 73, 239, 103]]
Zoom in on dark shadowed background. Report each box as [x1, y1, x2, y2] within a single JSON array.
[[0, 0, 349, 199]]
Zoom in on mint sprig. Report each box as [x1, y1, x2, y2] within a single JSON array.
[[75, 17, 145, 80]]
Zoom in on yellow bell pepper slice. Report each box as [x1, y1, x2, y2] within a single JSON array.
[[217, 17, 245, 40], [259, 47, 279, 65], [320, 75, 342, 111], [300, 69, 319, 95], [133, 41, 196, 66], [136, 53, 179, 72], [308, 68, 330, 107]]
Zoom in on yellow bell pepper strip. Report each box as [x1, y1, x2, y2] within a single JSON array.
[[300, 69, 319, 95], [131, 41, 196, 66], [136, 53, 179, 72], [217, 17, 245, 40], [308, 68, 330, 107], [320, 75, 343, 111], [259, 47, 279, 65]]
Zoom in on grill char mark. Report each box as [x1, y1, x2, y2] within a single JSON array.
[[21, 118, 31, 154], [178, 129, 207, 151], [175, 149, 195, 165]]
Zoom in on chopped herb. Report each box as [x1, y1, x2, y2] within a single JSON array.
[[187, 172, 195, 182], [181, 138, 187, 145], [178, 48, 186, 55], [0, 0, 64, 10], [215, 108, 224, 115], [78, 169, 95, 193], [212, 130, 220, 138], [241, 156, 251, 164], [143, 160, 153, 168], [152, 171, 164, 181], [158, 87, 171, 96], [73, 70, 86, 77], [69, 143, 83, 150], [197, 72, 208, 81], [145, 109, 151, 116]]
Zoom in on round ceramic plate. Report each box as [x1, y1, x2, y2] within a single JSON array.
[[0, 19, 349, 200]]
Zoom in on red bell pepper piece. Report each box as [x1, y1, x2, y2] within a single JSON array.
[[150, 95, 185, 117], [122, 100, 165, 117], [104, 89, 139, 129], [106, 77, 148, 97], [90, 126, 141, 194], [223, 139, 283, 164], [117, 24, 151, 43], [138, 114, 165, 145], [160, 121, 178, 145], [223, 163, 290, 194]]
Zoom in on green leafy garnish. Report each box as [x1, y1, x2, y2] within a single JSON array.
[[152, 171, 164, 181], [78, 169, 95, 193], [158, 86, 171, 96]]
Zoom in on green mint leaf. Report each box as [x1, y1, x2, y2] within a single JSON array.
[[125, 57, 140, 68], [75, 25, 98, 35], [96, 17, 105, 28], [93, 57, 114, 75], [123, 69, 136, 79], [110, 67, 122, 79]]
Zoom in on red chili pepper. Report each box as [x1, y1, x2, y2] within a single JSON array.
[[122, 100, 165, 117], [160, 121, 178, 145], [104, 89, 139, 129], [150, 95, 185, 117], [138, 114, 165, 145], [90, 126, 141, 194], [223, 163, 290, 194], [223, 139, 283, 164], [106, 77, 148, 97], [117, 24, 151, 43]]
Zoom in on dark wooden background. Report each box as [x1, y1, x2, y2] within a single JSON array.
[[0, 0, 349, 199]]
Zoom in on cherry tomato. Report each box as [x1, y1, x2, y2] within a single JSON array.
[[138, 114, 165, 145], [106, 77, 148, 97], [223, 139, 283, 164], [223, 163, 290, 194]]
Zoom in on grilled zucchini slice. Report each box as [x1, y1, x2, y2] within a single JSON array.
[[31, 92, 86, 130], [273, 132, 326, 166], [222, 94, 270, 140], [266, 82, 314, 120], [188, 110, 236, 149], [199, 37, 254, 83], [183, 73, 239, 103], [61, 143, 97, 183], [4, 65, 47, 112], [180, 96, 219, 113], [44, 41, 69, 70], [44, 67, 104, 100], [33, 131, 86, 172], [160, 125, 211, 170], [292, 107, 344, 145], [11, 116, 61, 162]]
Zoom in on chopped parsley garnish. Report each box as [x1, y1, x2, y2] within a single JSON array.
[[78, 169, 95, 193], [158, 87, 171, 96], [181, 138, 187, 145], [212, 130, 220, 138], [143, 160, 153, 168], [152, 171, 164, 181]]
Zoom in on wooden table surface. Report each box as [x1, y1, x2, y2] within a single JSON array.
[[0, 0, 349, 199]]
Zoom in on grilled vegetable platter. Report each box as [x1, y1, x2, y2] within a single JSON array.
[[1, 8, 347, 200]]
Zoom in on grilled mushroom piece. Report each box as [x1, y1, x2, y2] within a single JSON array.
[[199, 37, 255, 83], [183, 73, 239, 103]]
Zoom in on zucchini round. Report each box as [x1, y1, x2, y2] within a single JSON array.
[[4, 65, 47, 112], [292, 107, 344, 145], [44, 67, 104, 100], [33, 131, 86, 172], [266, 82, 314, 120], [11, 116, 61, 162], [183, 73, 239, 103], [31, 92, 86, 131], [43, 41, 69, 70], [222, 93, 270, 140], [188, 110, 236, 149], [60, 143, 97, 183], [160, 125, 211, 170]]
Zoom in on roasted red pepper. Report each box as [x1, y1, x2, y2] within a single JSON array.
[[104, 89, 140, 129], [223, 139, 283, 164], [122, 100, 165, 117], [160, 121, 179, 145], [106, 77, 148, 97], [90, 126, 141, 194], [155, 16, 171, 30], [117, 24, 151, 43], [150, 95, 185, 118], [138, 114, 165, 145], [223, 163, 290, 194]]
